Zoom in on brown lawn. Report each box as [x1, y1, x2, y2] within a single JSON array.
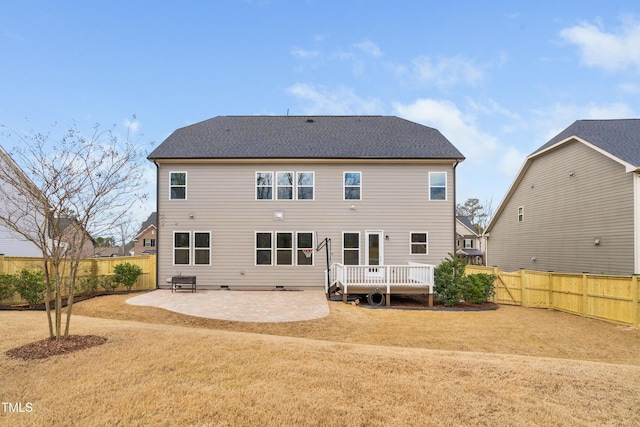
[[1, 292, 639, 426]]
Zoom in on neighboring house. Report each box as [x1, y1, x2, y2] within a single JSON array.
[[133, 212, 157, 255], [0, 145, 45, 257], [485, 119, 640, 275], [52, 217, 96, 259], [455, 216, 485, 265], [147, 115, 465, 290]]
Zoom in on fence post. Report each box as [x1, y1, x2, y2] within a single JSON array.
[[582, 273, 589, 319], [520, 269, 527, 307], [632, 275, 638, 328], [0, 254, 4, 275], [493, 266, 499, 303]]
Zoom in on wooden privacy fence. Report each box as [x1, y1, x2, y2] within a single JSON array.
[[466, 265, 640, 328], [0, 254, 156, 306]]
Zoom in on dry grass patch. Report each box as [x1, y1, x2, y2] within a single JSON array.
[[1, 312, 640, 426], [2, 294, 640, 426], [71, 292, 640, 365]]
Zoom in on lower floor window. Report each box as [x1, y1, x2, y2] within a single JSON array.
[[174, 231, 211, 265], [256, 231, 315, 266], [256, 232, 273, 265], [343, 232, 360, 265], [410, 232, 428, 254]]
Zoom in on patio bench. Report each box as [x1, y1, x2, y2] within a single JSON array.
[[171, 276, 196, 293]]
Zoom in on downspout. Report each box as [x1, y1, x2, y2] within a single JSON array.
[[154, 160, 160, 289], [453, 160, 460, 256]]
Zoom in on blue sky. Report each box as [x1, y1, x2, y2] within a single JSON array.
[[2, 0, 640, 228]]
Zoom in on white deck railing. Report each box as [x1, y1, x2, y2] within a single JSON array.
[[329, 262, 435, 294]]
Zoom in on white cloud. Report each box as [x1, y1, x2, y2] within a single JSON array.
[[497, 146, 527, 177], [406, 55, 484, 88], [352, 39, 382, 57], [392, 98, 497, 162], [290, 46, 320, 59], [287, 83, 384, 115], [560, 16, 640, 72]]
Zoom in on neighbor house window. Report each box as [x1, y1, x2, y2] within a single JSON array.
[[256, 232, 273, 265], [170, 172, 187, 200], [344, 172, 361, 200], [276, 172, 294, 200], [343, 232, 360, 265], [194, 232, 211, 265], [429, 172, 446, 200], [296, 232, 314, 266], [518, 206, 524, 222], [174, 232, 190, 265], [256, 172, 273, 200], [464, 239, 473, 249], [143, 239, 156, 247], [297, 172, 315, 200], [410, 232, 428, 254]]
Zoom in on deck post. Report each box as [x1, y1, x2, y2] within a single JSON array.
[[428, 293, 433, 307]]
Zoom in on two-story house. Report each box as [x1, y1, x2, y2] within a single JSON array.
[[456, 216, 485, 265], [133, 212, 157, 255], [147, 116, 465, 291], [485, 119, 640, 275]]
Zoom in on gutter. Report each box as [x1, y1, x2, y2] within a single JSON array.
[[453, 159, 460, 255], [154, 160, 160, 289]]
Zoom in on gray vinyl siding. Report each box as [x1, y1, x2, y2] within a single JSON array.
[[488, 141, 635, 275], [156, 161, 456, 289]]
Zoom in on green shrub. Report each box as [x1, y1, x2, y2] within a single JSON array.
[[97, 275, 119, 292], [0, 274, 15, 301], [112, 262, 143, 291], [75, 276, 98, 296], [460, 273, 496, 304], [434, 254, 467, 307], [13, 269, 46, 308]]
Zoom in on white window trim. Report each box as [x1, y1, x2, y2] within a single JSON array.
[[409, 232, 429, 255], [518, 206, 524, 222], [275, 231, 294, 266], [173, 231, 191, 266], [428, 171, 447, 201], [342, 231, 361, 265], [255, 231, 273, 266], [276, 171, 294, 201], [463, 239, 473, 249], [296, 171, 315, 201], [256, 171, 274, 201], [193, 231, 212, 266], [343, 171, 362, 201], [296, 231, 315, 266], [169, 171, 187, 200]]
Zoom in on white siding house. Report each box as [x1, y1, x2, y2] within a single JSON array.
[[148, 116, 465, 291]]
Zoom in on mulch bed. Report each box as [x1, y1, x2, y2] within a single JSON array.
[[335, 293, 498, 311], [5, 335, 108, 360]]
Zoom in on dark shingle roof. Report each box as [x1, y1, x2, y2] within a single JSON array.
[[533, 119, 640, 167], [136, 212, 157, 236], [148, 116, 465, 161]]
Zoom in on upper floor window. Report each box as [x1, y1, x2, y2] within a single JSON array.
[[256, 172, 273, 200], [297, 172, 315, 200], [170, 172, 187, 200], [410, 232, 428, 254], [464, 239, 473, 249], [276, 172, 294, 200], [429, 172, 446, 200], [344, 172, 361, 200], [143, 239, 156, 247], [518, 206, 524, 222]]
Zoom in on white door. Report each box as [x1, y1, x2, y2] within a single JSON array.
[[365, 231, 384, 277]]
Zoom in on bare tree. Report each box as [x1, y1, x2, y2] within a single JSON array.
[[0, 119, 149, 340], [456, 198, 494, 234]]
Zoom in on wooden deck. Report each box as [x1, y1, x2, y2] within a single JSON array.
[[329, 262, 435, 307]]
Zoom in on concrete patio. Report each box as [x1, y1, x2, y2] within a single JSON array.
[[126, 289, 330, 323]]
